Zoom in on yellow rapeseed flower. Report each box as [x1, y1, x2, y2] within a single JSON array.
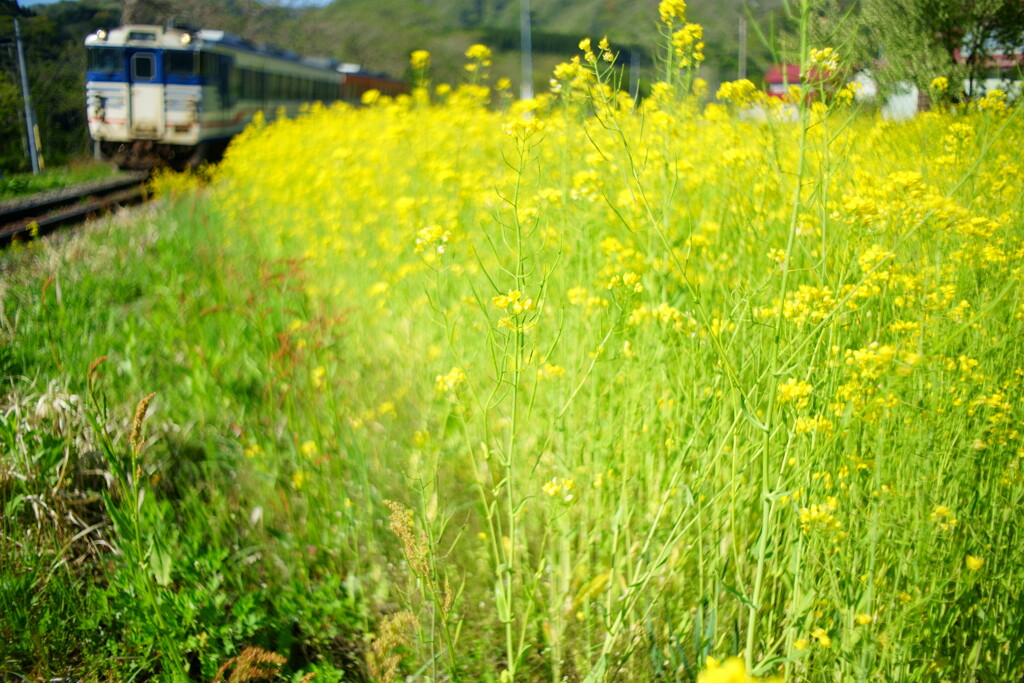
[[777, 378, 814, 409], [697, 656, 746, 683], [979, 89, 1007, 113], [435, 367, 467, 394], [410, 50, 430, 69], [810, 627, 832, 648], [465, 44, 492, 61], [672, 24, 705, 67], [659, 0, 687, 24], [716, 79, 759, 108], [697, 655, 780, 682], [931, 505, 959, 531], [808, 46, 839, 72]]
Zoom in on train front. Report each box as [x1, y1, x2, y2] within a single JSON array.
[[85, 25, 206, 169]]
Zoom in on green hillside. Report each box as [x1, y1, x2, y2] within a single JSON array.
[[286, 0, 787, 89], [82, 0, 788, 91], [2, 0, 788, 172]]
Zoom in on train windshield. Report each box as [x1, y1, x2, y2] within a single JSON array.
[[131, 53, 156, 81], [166, 51, 197, 77], [87, 47, 124, 76]]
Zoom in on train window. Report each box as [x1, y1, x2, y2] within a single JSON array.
[[87, 47, 123, 76], [245, 70, 258, 99], [131, 53, 156, 82], [166, 51, 196, 77], [199, 52, 219, 78]]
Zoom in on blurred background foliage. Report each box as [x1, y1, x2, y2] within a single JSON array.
[[1, 0, 787, 175], [1, 0, 1022, 175]]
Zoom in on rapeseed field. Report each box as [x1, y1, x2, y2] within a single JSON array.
[[203, 7, 1024, 678], [3, 1, 1023, 680]]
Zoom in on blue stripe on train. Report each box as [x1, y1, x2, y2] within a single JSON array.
[[88, 70, 127, 82], [166, 75, 205, 86], [87, 72, 205, 86]]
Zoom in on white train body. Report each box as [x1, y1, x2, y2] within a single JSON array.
[[85, 25, 351, 168]]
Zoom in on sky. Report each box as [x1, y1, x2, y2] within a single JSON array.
[[22, 0, 335, 4], [20, 0, 335, 5]]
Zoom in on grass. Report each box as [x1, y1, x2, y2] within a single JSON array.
[[2, 5, 1024, 681], [0, 201, 365, 680], [0, 161, 124, 202]]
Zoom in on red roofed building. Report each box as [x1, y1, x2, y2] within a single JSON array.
[[764, 64, 833, 98], [954, 45, 1024, 83], [764, 64, 802, 97]]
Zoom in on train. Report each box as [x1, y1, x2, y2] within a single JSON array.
[[85, 24, 406, 169]]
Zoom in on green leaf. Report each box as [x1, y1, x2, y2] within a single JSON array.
[[149, 533, 174, 587]]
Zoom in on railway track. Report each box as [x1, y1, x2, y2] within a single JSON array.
[[0, 172, 150, 247]]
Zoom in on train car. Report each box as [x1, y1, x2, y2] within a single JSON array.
[[85, 24, 404, 169], [337, 63, 408, 101]]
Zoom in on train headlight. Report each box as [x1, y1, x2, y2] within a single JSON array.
[[180, 33, 192, 45], [96, 29, 107, 40]]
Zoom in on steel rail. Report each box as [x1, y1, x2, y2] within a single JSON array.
[[0, 174, 150, 247]]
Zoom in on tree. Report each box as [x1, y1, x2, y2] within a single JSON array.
[[121, 0, 174, 25], [1, 3, 35, 172], [862, 0, 1024, 98], [0, 80, 26, 171]]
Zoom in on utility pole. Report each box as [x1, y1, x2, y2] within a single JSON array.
[[519, 0, 533, 100], [630, 49, 640, 103], [738, 14, 747, 79], [14, 19, 40, 175]]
